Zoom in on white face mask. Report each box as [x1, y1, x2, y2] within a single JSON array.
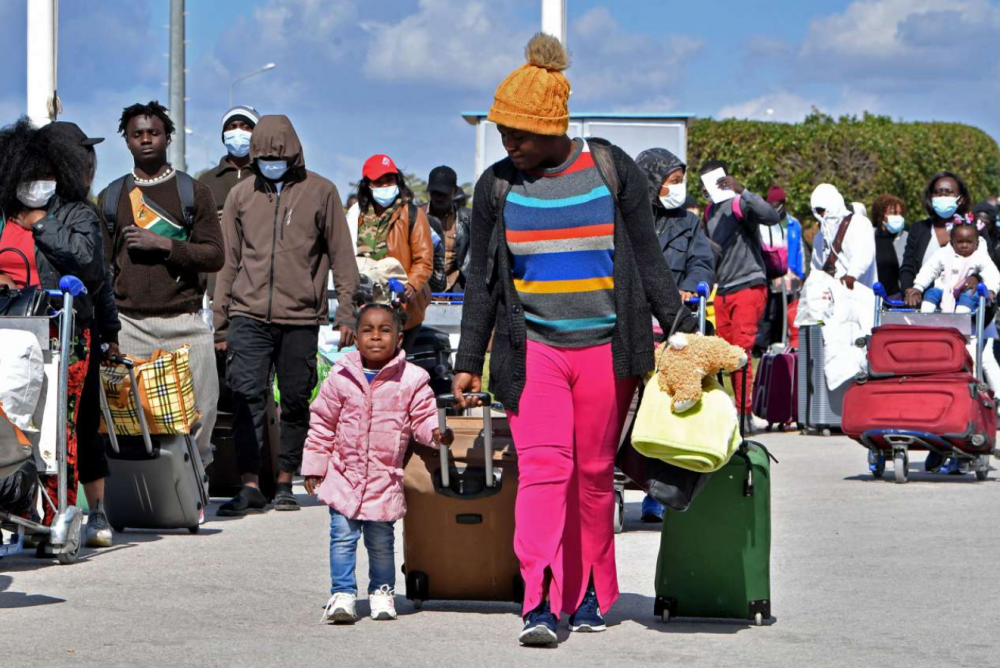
[[372, 184, 399, 207], [658, 181, 687, 210], [17, 180, 57, 208], [223, 129, 252, 158]]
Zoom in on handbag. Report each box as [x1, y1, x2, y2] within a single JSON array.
[[99, 345, 201, 436], [0, 248, 49, 316], [615, 385, 712, 512]]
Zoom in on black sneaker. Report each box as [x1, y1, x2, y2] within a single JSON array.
[[273, 484, 300, 512], [568, 588, 606, 632], [217, 485, 268, 517], [519, 601, 558, 646]]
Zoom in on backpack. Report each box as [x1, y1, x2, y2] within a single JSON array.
[[102, 171, 196, 239], [705, 196, 788, 279], [486, 138, 621, 279]]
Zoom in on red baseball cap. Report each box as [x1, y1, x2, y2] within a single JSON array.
[[363, 154, 399, 181], [766, 185, 787, 204]]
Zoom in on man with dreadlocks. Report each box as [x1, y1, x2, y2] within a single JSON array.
[[97, 101, 224, 493]]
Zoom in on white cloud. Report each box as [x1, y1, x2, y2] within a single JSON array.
[[362, 0, 526, 88], [568, 8, 702, 104], [718, 88, 882, 123], [611, 95, 678, 114]]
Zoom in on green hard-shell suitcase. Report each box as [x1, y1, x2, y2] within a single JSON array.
[[653, 440, 773, 625]]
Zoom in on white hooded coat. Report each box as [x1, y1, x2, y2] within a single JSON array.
[[809, 184, 877, 288]]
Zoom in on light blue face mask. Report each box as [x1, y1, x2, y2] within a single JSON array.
[[223, 129, 252, 158], [932, 196, 959, 219], [258, 159, 288, 181], [885, 214, 905, 234], [372, 184, 399, 207]]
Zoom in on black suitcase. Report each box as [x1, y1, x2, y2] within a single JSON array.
[[208, 350, 280, 501]]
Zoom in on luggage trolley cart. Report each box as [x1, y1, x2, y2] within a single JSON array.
[[613, 281, 710, 534], [856, 282, 994, 483], [0, 276, 88, 564]]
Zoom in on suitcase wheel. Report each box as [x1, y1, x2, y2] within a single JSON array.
[[406, 570, 429, 608], [188, 525, 200, 535], [893, 451, 909, 484], [112, 525, 125, 534], [754, 612, 764, 627]]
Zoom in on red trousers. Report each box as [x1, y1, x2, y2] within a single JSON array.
[[715, 285, 768, 412]]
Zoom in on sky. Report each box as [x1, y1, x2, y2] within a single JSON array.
[[3, 0, 1000, 196]]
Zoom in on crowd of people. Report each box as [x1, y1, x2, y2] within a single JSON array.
[[3, 30, 1000, 648]]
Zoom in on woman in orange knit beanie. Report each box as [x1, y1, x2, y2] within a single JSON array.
[[452, 34, 695, 646]]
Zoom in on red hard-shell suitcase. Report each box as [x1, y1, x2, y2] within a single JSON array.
[[751, 349, 797, 428], [867, 325, 971, 378], [842, 373, 995, 453]]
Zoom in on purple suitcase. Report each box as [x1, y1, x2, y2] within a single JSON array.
[[752, 349, 797, 429]]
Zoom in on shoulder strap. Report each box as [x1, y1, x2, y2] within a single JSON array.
[[587, 139, 620, 205], [102, 175, 131, 238], [407, 202, 418, 232], [822, 213, 854, 274], [175, 171, 196, 229]]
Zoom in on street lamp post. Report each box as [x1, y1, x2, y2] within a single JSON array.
[[229, 63, 276, 108]]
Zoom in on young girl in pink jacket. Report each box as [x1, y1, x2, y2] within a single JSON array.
[[304, 300, 451, 624]]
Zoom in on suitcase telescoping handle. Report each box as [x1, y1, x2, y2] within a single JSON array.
[[99, 354, 154, 456], [435, 392, 493, 490], [683, 281, 711, 335]]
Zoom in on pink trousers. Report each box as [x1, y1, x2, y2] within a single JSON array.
[[507, 340, 637, 617]]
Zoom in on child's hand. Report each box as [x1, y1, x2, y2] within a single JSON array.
[[304, 476, 324, 496], [432, 428, 454, 447]]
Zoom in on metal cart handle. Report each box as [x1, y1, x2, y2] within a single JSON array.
[[434, 392, 493, 490], [100, 354, 155, 456]]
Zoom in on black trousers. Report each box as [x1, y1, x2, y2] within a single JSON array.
[[77, 325, 110, 485], [226, 316, 318, 476]]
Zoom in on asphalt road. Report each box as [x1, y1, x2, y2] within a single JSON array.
[[2, 431, 999, 667]]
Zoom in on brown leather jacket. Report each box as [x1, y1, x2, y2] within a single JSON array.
[[212, 115, 359, 339], [382, 201, 434, 329]]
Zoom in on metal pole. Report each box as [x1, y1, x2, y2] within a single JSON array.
[[168, 0, 186, 172], [541, 0, 567, 47], [26, 0, 58, 127]]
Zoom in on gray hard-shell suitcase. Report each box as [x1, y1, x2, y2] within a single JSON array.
[[101, 358, 209, 534], [796, 325, 845, 436]]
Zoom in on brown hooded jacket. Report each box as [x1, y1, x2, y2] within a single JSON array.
[[212, 115, 359, 339]]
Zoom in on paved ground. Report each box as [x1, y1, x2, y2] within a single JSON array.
[[2, 431, 999, 667]]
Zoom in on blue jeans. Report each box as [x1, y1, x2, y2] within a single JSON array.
[[923, 286, 978, 311], [329, 508, 396, 595]]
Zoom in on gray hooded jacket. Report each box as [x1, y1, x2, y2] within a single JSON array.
[[635, 148, 715, 292]]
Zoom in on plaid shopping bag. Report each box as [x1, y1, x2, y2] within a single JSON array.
[[99, 345, 201, 436]]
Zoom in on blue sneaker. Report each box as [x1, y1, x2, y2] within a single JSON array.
[[939, 457, 959, 475], [641, 495, 664, 523], [519, 601, 558, 646], [568, 588, 606, 632]]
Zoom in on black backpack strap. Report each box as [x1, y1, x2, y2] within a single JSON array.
[[407, 202, 418, 232], [586, 138, 621, 206], [175, 171, 196, 229], [102, 175, 131, 238]]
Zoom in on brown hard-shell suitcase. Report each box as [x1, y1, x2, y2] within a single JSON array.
[[402, 393, 523, 607]]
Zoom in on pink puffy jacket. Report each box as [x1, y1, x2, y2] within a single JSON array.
[[301, 349, 438, 522]]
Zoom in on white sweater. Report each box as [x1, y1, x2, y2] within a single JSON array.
[[913, 240, 1000, 310]]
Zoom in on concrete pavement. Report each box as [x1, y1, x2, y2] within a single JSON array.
[[2, 431, 999, 667]]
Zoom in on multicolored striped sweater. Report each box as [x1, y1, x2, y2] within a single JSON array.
[[504, 139, 616, 348]]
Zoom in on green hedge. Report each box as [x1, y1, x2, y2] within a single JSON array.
[[687, 112, 1000, 229]]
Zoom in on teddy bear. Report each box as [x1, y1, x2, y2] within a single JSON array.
[[656, 332, 749, 413]]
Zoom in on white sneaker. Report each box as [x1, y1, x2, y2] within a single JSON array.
[[321, 593, 357, 623], [750, 415, 770, 433], [369, 585, 397, 620]]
